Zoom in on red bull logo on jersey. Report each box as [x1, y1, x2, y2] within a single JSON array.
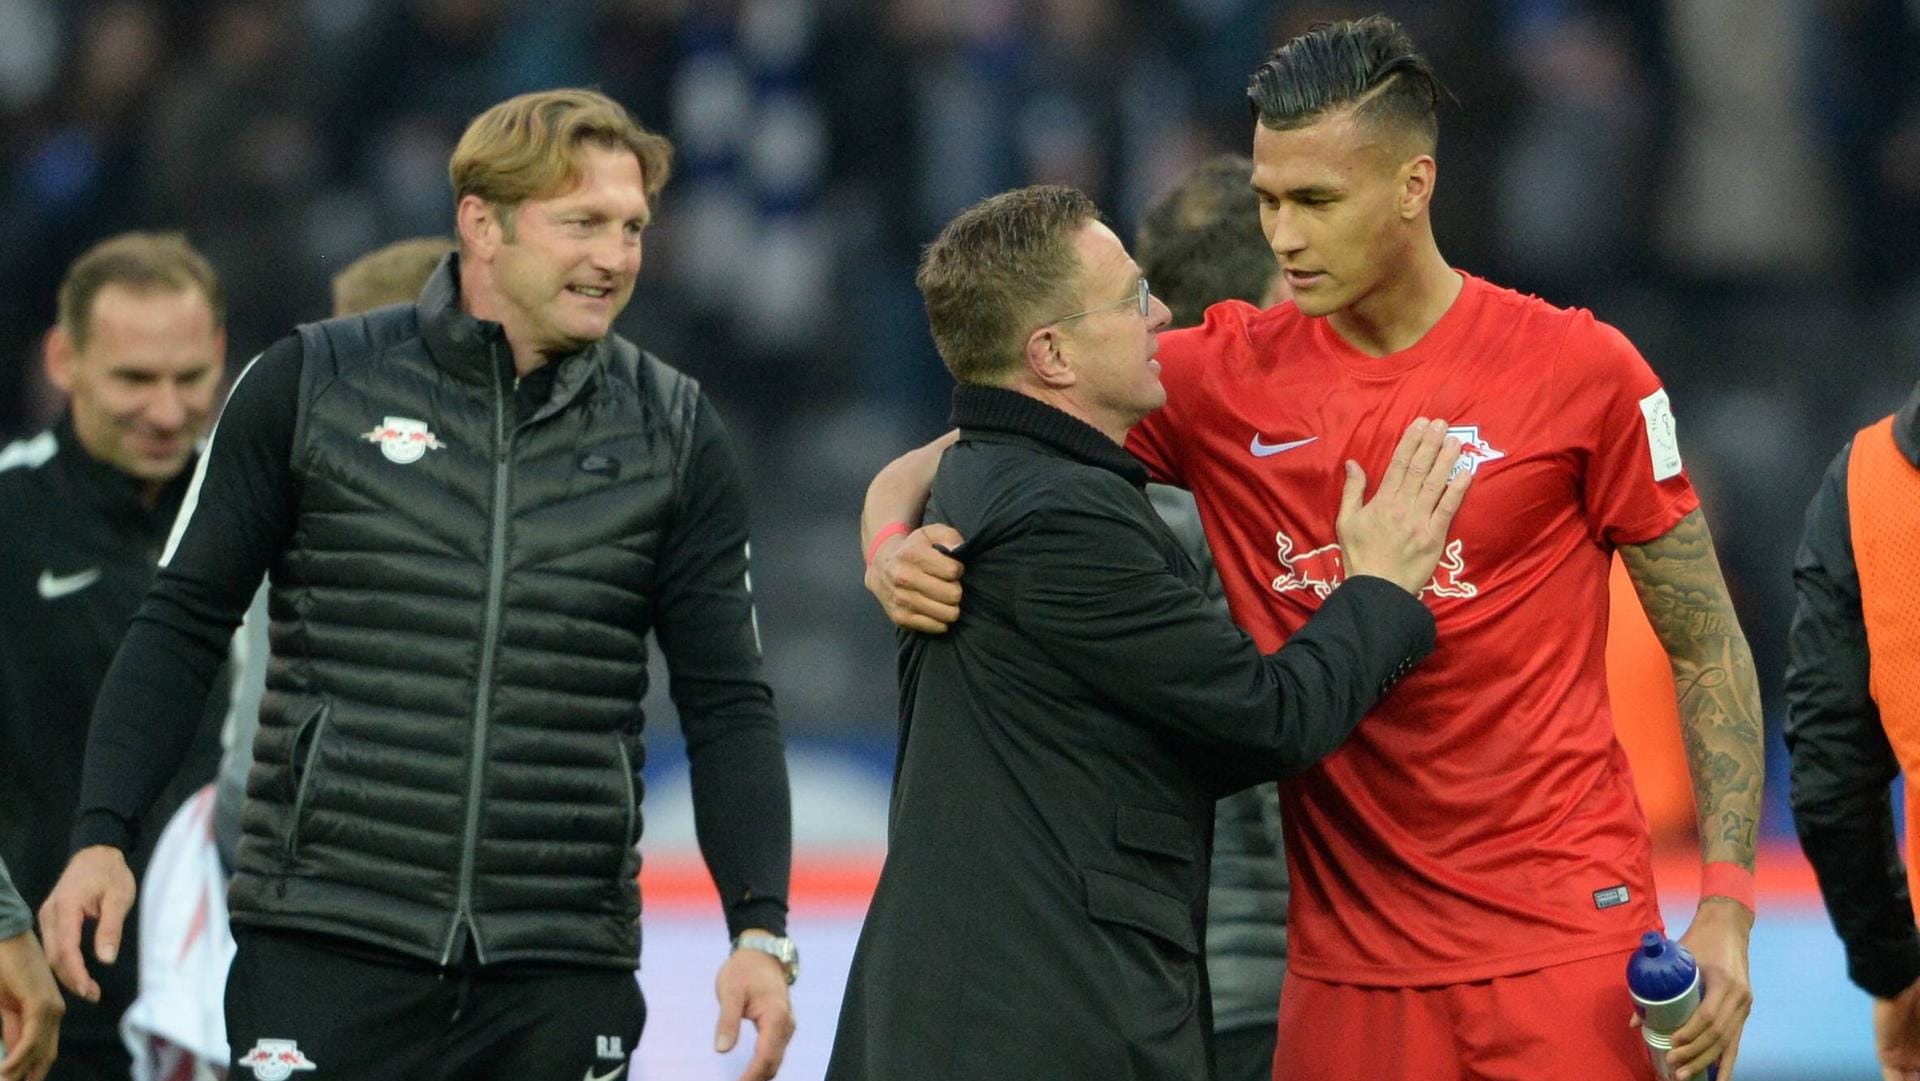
[[1273, 532, 1479, 601], [1446, 425, 1505, 479], [362, 415, 445, 464], [237, 1039, 318, 1079]]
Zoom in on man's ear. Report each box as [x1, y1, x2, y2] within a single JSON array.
[[1023, 325, 1075, 389], [43, 325, 75, 394], [457, 195, 503, 260], [1398, 154, 1437, 221]]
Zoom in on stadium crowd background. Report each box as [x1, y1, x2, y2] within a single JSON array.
[[0, 2, 1917, 1074]]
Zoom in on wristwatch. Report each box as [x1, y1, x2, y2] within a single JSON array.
[[732, 932, 800, 986]]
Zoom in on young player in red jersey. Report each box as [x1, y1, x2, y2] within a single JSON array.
[[860, 16, 1760, 1081]]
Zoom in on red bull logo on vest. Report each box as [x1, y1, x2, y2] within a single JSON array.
[[362, 415, 446, 464]]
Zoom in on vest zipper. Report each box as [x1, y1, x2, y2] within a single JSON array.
[[443, 343, 515, 966]]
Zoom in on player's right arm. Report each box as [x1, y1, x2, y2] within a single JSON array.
[[40, 337, 303, 1002]]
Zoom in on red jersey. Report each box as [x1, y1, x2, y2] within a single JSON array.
[[1127, 273, 1699, 986]]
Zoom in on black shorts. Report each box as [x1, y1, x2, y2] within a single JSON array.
[[224, 927, 645, 1081]]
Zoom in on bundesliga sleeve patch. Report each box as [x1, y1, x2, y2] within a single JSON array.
[[1638, 389, 1683, 482], [1593, 884, 1632, 910]]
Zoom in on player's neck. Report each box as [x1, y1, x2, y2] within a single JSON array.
[[1327, 243, 1461, 358]]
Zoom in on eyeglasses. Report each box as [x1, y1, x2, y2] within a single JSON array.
[[1049, 278, 1152, 325]]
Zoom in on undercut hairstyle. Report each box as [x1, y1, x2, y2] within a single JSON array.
[[57, 231, 225, 350], [916, 185, 1100, 386], [331, 236, 455, 316], [1247, 15, 1440, 153], [449, 88, 673, 237], [1136, 155, 1277, 329]]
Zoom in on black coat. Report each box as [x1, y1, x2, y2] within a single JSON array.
[[827, 387, 1435, 1081], [1785, 379, 1920, 997]]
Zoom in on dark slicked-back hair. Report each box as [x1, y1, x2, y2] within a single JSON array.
[[1247, 15, 1440, 152], [1136, 155, 1276, 329], [917, 184, 1099, 385]]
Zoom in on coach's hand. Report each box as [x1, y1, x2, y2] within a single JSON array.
[[35, 846, 133, 1003], [0, 927, 62, 1081], [1337, 417, 1471, 596], [866, 525, 966, 634], [1664, 898, 1753, 1080], [715, 939, 795, 1081]]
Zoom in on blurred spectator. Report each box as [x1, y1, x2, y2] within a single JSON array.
[[1808, 0, 1920, 291], [328, 234, 454, 315], [1655, 0, 1841, 281]]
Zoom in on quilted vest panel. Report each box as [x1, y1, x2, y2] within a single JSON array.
[[229, 304, 698, 968]]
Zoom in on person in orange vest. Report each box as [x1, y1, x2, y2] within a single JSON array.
[[1786, 382, 1920, 1080]]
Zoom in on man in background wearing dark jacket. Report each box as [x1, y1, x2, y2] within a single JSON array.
[[827, 185, 1469, 1081], [0, 232, 228, 1081], [1135, 153, 1292, 1081], [1786, 379, 1920, 1080], [39, 89, 795, 1081]]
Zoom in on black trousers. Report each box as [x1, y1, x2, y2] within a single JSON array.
[[45, 1038, 132, 1081], [225, 927, 645, 1081]]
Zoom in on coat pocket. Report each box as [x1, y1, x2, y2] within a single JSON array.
[[1081, 867, 1199, 956], [1114, 804, 1196, 863], [284, 699, 331, 860], [1081, 867, 1203, 1040], [616, 735, 640, 851]]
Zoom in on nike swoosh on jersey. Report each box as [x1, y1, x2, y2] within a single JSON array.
[[583, 1066, 627, 1081], [1249, 434, 1319, 457], [37, 567, 102, 601]]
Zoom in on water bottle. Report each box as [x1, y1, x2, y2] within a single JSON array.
[[1626, 930, 1717, 1081]]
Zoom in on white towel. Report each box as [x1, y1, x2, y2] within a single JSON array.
[[121, 785, 233, 1081]]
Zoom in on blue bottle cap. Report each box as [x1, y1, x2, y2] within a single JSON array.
[[1626, 930, 1698, 1001]]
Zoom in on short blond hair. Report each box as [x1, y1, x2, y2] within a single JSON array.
[[449, 89, 673, 228], [916, 185, 1098, 385], [331, 236, 454, 316], [58, 232, 224, 350]]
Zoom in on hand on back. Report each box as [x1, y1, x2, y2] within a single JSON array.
[[866, 525, 966, 634]]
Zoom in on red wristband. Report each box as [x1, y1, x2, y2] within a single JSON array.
[[1700, 861, 1756, 915], [865, 521, 913, 566]]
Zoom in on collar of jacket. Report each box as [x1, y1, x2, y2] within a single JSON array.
[[1896, 379, 1920, 467], [52, 411, 194, 534], [949, 384, 1149, 487], [417, 252, 609, 416]]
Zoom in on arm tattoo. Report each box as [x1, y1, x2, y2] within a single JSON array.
[[1619, 509, 1763, 871]]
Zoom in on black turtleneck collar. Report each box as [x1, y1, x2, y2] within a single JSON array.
[[949, 384, 1148, 487], [52, 412, 195, 534], [416, 253, 608, 413]]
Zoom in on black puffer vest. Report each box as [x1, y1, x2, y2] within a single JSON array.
[[228, 259, 699, 968]]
